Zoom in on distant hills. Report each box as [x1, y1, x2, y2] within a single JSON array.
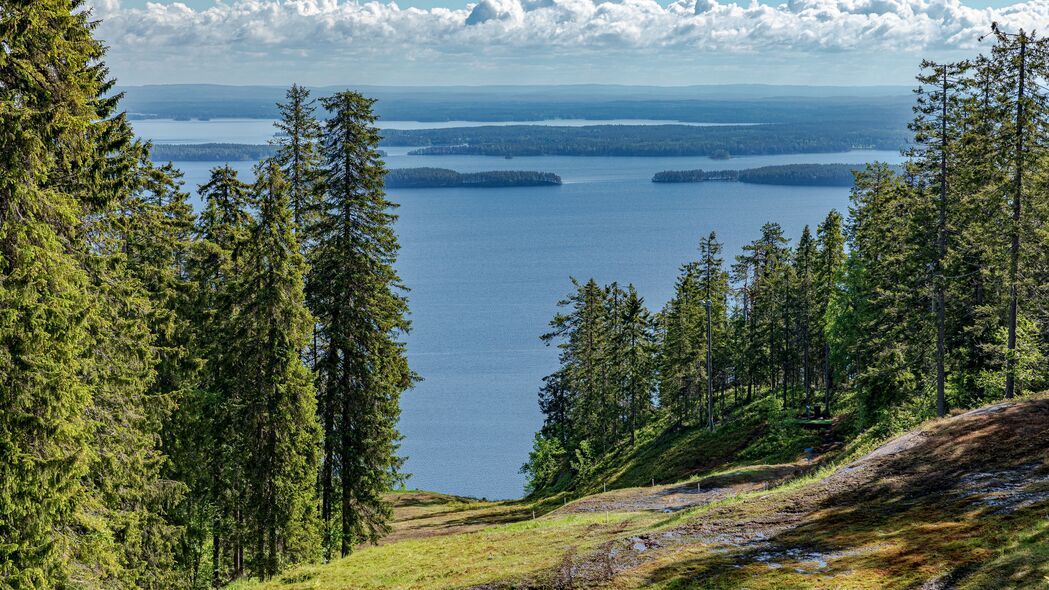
[[117, 84, 913, 129]]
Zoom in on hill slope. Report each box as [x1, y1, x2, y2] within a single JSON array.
[[234, 398, 1049, 589]]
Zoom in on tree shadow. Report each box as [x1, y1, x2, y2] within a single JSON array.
[[637, 400, 1049, 588]]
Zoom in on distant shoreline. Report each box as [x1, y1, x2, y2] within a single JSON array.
[[652, 163, 905, 187], [385, 168, 562, 188]]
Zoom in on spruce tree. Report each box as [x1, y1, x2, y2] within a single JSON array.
[[189, 165, 255, 586], [229, 163, 321, 578], [272, 84, 323, 231], [312, 91, 413, 558], [657, 265, 704, 425], [847, 165, 932, 423], [794, 226, 818, 414], [543, 278, 613, 453], [80, 147, 191, 589], [815, 210, 845, 414], [0, 1, 125, 584], [616, 286, 655, 445]]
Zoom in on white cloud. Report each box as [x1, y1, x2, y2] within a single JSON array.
[[86, 0, 1049, 84]]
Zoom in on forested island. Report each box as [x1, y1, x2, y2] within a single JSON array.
[[149, 142, 279, 161], [651, 163, 905, 186], [380, 123, 908, 157], [385, 167, 562, 188], [148, 143, 389, 162]]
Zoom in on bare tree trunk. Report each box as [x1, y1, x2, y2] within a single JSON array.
[[823, 342, 832, 415]]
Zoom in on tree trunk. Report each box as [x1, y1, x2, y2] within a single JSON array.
[[1005, 35, 1026, 400], [211, 518, 222, 589], [936, 66, 948, 418]]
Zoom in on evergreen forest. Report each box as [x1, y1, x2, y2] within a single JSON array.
[[523, 28, 1049, 495], [2, 4, 411, 586], [3, 2, 1049, 588]]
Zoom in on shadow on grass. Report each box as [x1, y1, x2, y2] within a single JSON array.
[[637, 400, 1049, 589]]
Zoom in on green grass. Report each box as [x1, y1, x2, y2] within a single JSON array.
[[572, 396, 823, 495], [231, 397, 1049, 590], [231, 510, 663, 590]]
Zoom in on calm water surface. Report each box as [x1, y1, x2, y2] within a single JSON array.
[[141, 121, 903, 500]]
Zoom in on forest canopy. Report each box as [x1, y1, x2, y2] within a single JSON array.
[[384, 167, 562, 188], [150, 142, 279, 161], [382, 123, 909, 157], [0, 4, 410, 586], [652, 163, 906, 186]]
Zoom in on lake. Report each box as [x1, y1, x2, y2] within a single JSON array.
[[139, 120, 904, 500]]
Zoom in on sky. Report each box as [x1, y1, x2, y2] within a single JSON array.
[[90, 0, 1049, 86]]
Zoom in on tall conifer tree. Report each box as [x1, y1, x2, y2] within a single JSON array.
[[229, 163, 321, 578], [0, 1, 127, 583], [272, 84, 322, 231], [312, 92, 413, 558]]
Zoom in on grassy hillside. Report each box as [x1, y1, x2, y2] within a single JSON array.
[[548, 397, 828, 498], [231, 395, 1049, 589]]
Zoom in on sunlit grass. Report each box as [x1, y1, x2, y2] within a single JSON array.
[[231, 510, 662, 590]]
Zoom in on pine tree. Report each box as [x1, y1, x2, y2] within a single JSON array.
[[312, 91, 413, 558], [698, 232, 730, 425]]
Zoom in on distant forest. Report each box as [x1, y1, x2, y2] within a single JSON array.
[[150, 143, 279, 161], [149, 143, 388, 162], [120, 85, 912, 126], [652, 163, 906, 186], [383, 123, 909, 157], [385, 167, 562, 188]]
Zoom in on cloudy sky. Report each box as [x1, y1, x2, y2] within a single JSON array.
[[91, 0, 1048, 86]]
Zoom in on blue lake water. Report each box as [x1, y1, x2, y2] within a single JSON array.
[[140, 121, 903, 500]]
